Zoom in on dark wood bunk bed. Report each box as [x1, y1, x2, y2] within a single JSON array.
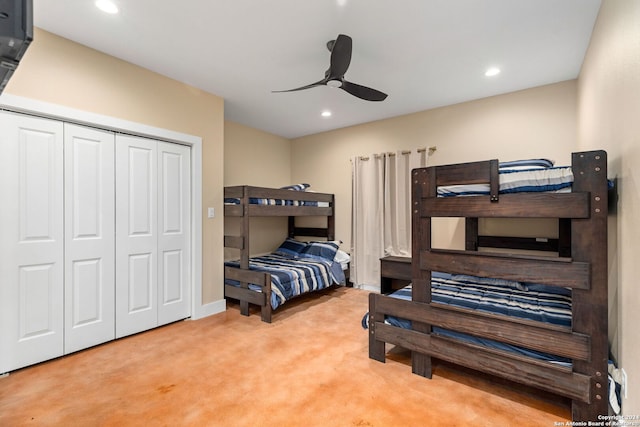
[[224, 185, 340, 323], [368, 150, 609, 422]]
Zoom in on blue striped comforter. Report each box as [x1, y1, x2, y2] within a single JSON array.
[[225, 254, 344, 310], [365, 272, 572, 366]]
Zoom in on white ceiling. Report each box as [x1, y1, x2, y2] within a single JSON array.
[[32, 0, 601, 139]]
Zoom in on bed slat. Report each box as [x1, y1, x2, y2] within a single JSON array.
[[224, 284, 266, 306], [477, 235, 560, 252], [290, 227, 331, 238], [374, 294, 589, 361], [224, 205, 244, 217], [247, 205, 333, 217], [422, 192, 590, 218], [434, 160, 493, 186], [373, 322, 590, 403], [420, 250, 589, 289], [224, 266, 270, 287], [428, 334, 591, 403], [224, 235, 244, 250]]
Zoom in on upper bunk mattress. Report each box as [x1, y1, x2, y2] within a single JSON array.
[[224, 197, 330, 207], [224, 183, 331, 207], [437, 166, 574, 197]]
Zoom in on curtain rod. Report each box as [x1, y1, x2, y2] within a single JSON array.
[[357, 146, 436, 161]]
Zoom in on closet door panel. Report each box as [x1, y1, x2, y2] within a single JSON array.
[[0, 112, 64, 373], [115, 135, 158, 338], [157, 142, 191, 326], [64, 124, 115, 354]]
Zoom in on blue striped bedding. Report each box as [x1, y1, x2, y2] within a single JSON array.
[[225, 254, 345, 310], [364, 272, 572, 366], [437, 166, 574, 197], [224, 197, 330, 207], [430, 272, 571, 326], [498, 159, 555, 170]]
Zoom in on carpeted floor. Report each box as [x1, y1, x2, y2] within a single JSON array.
[[0, 286, 570, 426]]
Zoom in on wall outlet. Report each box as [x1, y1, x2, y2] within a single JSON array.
[[622, 368, 628, 399], [207, 207, 215, 218]]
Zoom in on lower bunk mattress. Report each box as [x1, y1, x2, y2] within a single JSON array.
[[363, 272, 572, 366], [225, 254, 345, 310]]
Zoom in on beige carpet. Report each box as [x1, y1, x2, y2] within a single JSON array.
[[0, 286, 570, 426]]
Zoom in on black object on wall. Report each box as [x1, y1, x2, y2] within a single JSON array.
[[0, 0, 33, 94]]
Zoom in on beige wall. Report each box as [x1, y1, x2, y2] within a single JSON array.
[[291, 80, 578, 250], [224, 120, 292, 256], [224, 120, 292, 186], [578, 0, 640, 415], [5, 29, 225, 304]]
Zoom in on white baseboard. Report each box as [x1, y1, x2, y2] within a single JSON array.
[[191, 299, 226, 320], [355, 283, 380, 293]]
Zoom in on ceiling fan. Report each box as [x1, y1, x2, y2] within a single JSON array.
[[273, 34, 388, 102]]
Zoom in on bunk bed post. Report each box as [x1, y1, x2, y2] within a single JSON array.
[[489, 159, 499, 202], [558, 218, 571, 257], [465, 218, 479, 251], [570, 151, 609, 421], [368, 294, 386, 362], [288, 216, 295, 239], [239, 186, 251, 316], [411, 167, 434, 378], [261, 273, 273, 323], [327, 194, 335, 241]]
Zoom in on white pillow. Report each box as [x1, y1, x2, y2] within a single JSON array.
[[334, 249, 351, 264]]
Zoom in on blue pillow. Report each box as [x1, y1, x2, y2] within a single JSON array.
[[299, 241, 339, 262], [279, 183, 310, 191], [273, 238, 307, 258]]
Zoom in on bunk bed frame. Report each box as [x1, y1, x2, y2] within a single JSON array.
[[368, 150, 609, 422], [224, 185, 335, 323]]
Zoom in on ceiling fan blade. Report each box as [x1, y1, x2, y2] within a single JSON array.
[[341, 80, 388, 101], [272, 79, 326, 93], [273, 34, 388, 101], [328, 34, 352, 79]]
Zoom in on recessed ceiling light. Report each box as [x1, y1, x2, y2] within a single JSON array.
[[321, 111, 332, 118], [485, 67, 501, 77], [96, 0, 118, 14]]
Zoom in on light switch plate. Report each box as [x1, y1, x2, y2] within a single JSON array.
[[207, 207, 215, 218]]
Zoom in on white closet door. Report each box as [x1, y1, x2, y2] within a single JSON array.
[[115, 135, 158, 338], [157, 142, 191, 325], [64, 124, 115, 353], [0, 112, 64, 373]]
